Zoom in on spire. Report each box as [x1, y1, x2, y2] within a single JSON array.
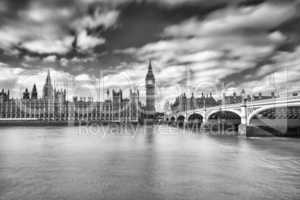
[[148, 59, 152, 73], [43, 69, 54, 99], [31, 84, 38, 99], [46, 69, 51, 84], [146, 59, 155, 81]]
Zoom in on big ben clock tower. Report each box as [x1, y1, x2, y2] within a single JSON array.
[[145, 60, 156, 118]]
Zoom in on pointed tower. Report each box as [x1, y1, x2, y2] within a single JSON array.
[[43, 70, 54, 100], [145, 60, 156, 116], [31, 84, 38, 99]]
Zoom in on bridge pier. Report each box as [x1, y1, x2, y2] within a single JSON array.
[[238, 103, 248, 136], [238, 124, 247, 136]]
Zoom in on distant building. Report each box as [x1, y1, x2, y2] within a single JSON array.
[[171, 92, 218, 113], [170, 89, 280, 112], [222, 91, 243, 104], [223, 90, 277, 104], [249, 91, 277, 101]]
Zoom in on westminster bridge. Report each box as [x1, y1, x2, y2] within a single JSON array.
[[165, 95, 300, 137]]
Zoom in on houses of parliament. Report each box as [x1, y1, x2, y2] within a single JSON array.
[[0, 61, 156, 124]]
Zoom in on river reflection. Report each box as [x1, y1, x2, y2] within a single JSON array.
[[0, 125, 299, 200]]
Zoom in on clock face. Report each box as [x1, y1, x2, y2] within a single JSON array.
[[147, 80, 154, 85]]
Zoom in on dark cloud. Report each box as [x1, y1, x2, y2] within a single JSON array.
[[0, 0, 300, 109], [97, 1, 228, 51], [276, 15, 300, 51], [238, 0, 267, 6]]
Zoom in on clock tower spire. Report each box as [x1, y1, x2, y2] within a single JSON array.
[[145, 59, 156, 117]]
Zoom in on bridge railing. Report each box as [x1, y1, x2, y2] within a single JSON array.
[[247, 95, 300, 107], [170, 95, 300, 116]]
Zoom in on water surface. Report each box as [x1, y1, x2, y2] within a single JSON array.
[[0, 125, 299, 200]]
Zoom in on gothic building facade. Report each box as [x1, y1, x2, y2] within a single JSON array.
[[0, 89, 9, 103], [0, 68, 147, 123]]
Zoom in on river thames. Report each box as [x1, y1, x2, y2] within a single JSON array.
[[0, 125, 299, 200]]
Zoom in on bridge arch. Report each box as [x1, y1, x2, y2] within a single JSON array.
[[169, 116, 176, 124], [207, 110, 242, 132], [176, 115, 185, 127], [247, 104, 300, 137], [187, 113, 203, 129], [247, 104, 300, 125], [187, 113, 204, 121], [207, 109, 242, 121]]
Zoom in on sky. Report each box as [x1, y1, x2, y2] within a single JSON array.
[[0, 0, 300, 110]]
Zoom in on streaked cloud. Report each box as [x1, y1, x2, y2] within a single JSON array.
[[72, 9, 120, 32], [75, 74, 92, 81], [21, 36, 74, 54], [0, 0, 300, 110], [163, 2, 297, 37]]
